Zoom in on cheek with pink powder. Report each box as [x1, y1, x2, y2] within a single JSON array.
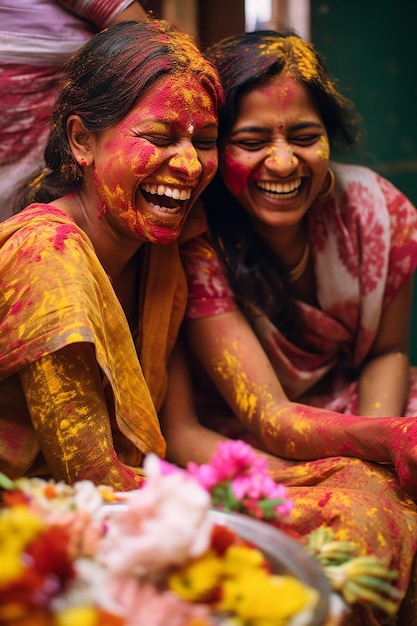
[[103, 131, 161, 182], [221, 148, 254, 196]]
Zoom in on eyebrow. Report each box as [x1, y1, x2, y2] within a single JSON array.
[[137, 118, 218, 129], [229, 121, 324, 136]]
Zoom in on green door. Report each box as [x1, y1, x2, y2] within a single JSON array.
[[311, 1, 417, 363]]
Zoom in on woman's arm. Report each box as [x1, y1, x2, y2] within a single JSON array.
[[162, 319, 417, 497], [57, 1, 148, 27], [160, 335, 296, 475], [19, 343, 143, 490], [110, 1, 148, 22], [358, 275, 414, 416], [185, 308, 412, 464]]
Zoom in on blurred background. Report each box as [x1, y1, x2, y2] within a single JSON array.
[[146, 0, 417, 363]]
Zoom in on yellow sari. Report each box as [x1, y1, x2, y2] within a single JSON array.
[[0, 203, 201, 486]]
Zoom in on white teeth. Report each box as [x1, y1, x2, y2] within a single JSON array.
[[257, 178, 302, 194], [150, 204, 179, 213], [141, 183, 192, 201]]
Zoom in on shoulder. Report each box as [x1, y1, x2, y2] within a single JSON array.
[[332, 162, 381, 189], [180, 232, 220, 274], [331, 162, 416, 220], [0, 204, 93, 265], [332, 162, 415, 205]]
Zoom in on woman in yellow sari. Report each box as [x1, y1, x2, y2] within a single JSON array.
[[0, 19, 223, 491]]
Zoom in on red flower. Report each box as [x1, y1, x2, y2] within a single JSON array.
[[0, 525, 74, 609]]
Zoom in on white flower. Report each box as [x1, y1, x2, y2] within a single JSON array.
[[98, 454, 212, 578]]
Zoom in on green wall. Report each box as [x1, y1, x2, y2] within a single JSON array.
[[311, 1, 417, 363]]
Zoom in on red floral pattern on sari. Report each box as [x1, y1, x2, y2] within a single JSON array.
[[182, 163, 417, 413]]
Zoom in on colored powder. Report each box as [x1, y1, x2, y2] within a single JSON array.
[[221, 148, 252, 196]]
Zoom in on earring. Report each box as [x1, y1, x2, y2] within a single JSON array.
[[317, 168, 335, 199]]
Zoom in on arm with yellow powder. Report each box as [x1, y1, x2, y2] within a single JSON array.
[[161, 310, 417, 498], [19, 343, 143, 490], [160, 334, 298, 474]]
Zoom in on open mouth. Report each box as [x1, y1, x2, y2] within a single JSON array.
[[140, 183, 192, 213], [256, 177, 302, 199]]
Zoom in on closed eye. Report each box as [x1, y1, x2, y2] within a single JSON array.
[[228, 138, 269, 151], [193, 137, 218, 150], [291, 134, 322, 146]]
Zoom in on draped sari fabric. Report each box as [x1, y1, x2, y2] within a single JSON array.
[[181, 164, 417, 625], [0, 202, 204, 485], [184, 163, 417, 413]]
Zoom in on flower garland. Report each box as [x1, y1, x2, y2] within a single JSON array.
[[0, 440, 404, 626]]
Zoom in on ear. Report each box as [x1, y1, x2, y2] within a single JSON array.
[[67, 115, 94, 167]]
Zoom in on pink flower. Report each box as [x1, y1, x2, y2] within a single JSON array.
[[187, 462, 219, 490], [106, 581, 214, 626], [188, 440, 264, 485], [187, 440, 293, 523], [44, 510, 105, 557], [232, 472, 287, 501]]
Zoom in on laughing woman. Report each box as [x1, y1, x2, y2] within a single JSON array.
[[0, 19, 223, 490], [160, 30, 417, 625]]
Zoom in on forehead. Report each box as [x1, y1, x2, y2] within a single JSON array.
[[235, 75, 320, 123], [129, 74, 218, 127]]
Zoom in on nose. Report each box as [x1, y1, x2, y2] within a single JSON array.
[[264, 141, 298, 176], [168, 144, 202, 180]]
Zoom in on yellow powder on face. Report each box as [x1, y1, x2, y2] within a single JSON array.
[[101, 182, 125, 210], [316, 136, 330, 160], [135, 150, 160, 171]]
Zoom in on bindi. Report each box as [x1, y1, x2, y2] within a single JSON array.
[[277, 121, 284, 133], [187, 121, 195, 135]]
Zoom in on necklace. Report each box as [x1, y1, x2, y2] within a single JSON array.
[[289, 241, 310, 282]]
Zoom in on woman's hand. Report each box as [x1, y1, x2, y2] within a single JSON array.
[[384, 418, 417, 498]]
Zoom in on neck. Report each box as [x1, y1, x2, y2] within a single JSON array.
[[256, 223, 308, 271], [54, 191, 143, 284]]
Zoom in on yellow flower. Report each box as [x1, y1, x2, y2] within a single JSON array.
[[55, 606, 98, 626], [0, 552, 24, 583], [168, 550, 223, 601], [0, 505, 43, 584], [218, 569, 317, 625], [222, 545, 267, 576]]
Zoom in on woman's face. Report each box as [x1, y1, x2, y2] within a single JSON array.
[[89, 74, 218, 245], [220, 74, 329, 234]]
